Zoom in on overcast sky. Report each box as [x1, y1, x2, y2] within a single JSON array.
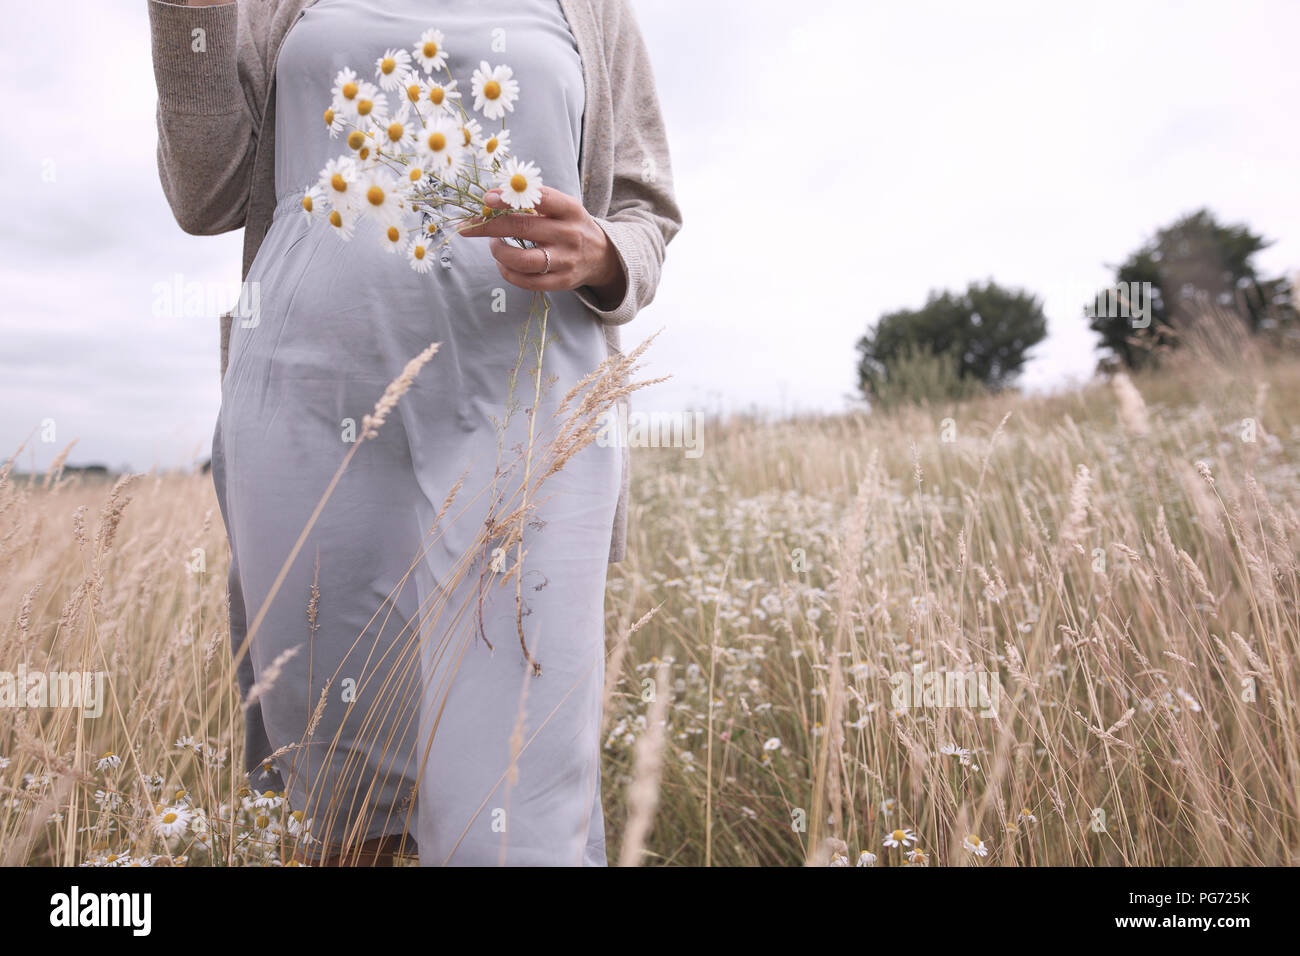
[[3, 0, 1299, 471]]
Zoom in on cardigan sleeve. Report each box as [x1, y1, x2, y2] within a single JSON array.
[[147, 0, 269, 235], [573, 0, 683, 326]]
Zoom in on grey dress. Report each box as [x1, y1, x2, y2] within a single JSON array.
[[213, 0, 619, 865]]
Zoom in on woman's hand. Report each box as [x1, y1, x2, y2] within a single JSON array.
[[457, 187, 627, 309]]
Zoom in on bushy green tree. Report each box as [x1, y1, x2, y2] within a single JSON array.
[[856, 280, 1047, 403], [1089, 208, 1295, 370]]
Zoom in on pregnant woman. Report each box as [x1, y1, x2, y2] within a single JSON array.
[[147, 0, 680, 865]]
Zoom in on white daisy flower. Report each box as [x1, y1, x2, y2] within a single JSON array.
[[479, 127, 511, 165], [417, 114, 464, 180], [95, 752, 121, 772], [344, 127, 382, 165], [250, 789, 283, 811], [374, 48, 413, 92], [345, 81, 387, 127], [880, 797, 897, 815], [413, 29, 448, 73], [331, 67, 361, 107], [762, 737, 781, 752], [496, 156, 543, 210], [471, 61, 519, 120], [408, 233, 436, 273], [319, 156, 359, 209], [356, 168, 406, 227], [153, 805, 191, 839], [326, 205, 359, 240], [457, 116, 484, 151], [322, 104, 344, 137], [301, 185, 326, 221], [377, 114, 416, 153], [379, 221, 408, 254], [287, 810, 313, 837], [0, 756, 9, 770], [962, 833, 989, 857], [883, 827, 917, 848], [401, 75, 429, 108], [856, 851, 877, 867], [907, 848, 929, 866], [1019, 807, 1038, 824], [422, 77, 461, 113]]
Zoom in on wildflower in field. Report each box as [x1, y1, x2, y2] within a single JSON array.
[[287, 810, 313, 837], [881, 798, 897, 816], [153, 805, 191, 839], [856, 851, 877, 866], [883, 828, 916, 848], [94, 752, 121, 772], [939, 743, 970, 760], [0, 755, 9, 770], [1019, 808, 1038, 824], [251, 789, 284, 811], [963, 834, 989, 857], [907, 848, 929, 866], [93, 789, 122, 811], [763, 737, 781, 752]]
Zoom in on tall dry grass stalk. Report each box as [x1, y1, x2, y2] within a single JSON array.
[[3, 308, 1299, 865]]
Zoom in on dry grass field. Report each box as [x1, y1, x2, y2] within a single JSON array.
[[3, 312, 1298, 866]]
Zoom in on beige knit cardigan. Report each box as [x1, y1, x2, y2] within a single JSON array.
[[146, 0, 682, 563]]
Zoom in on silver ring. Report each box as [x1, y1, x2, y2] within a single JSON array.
[[539, 246, 551, 275]]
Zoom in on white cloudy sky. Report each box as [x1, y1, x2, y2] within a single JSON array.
[[3, 0, 1298, 471]]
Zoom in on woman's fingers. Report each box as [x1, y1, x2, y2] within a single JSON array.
[[488, 236, 551, 275]]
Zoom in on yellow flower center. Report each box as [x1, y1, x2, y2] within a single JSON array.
[[301, 195, 313, 212], [409, 168, 422, 181], [347, 130, 365, 150], [891, 829, 905, 842], [380, 57, 396, 75], [407, 84, 421, 101], [386, 226, 400, 242], [367, 185, 385, 205], [429, 87, 445, 105], [255, 815, 270, 829], [967, 835, 981, 845], [423, 41, 437, 58], [427, 132, 446, 151], [461, 128, 473, 146], [485, 137, 499, 153], [357, 99, 373, 116], [341, 81, 358, 100], [331, 173, 347, 192], [291, 811, 304, 821], [483, 79, 501, 100], [414, 245, 426, 259], [387, 122, 404, 142], [162, 812, 178, 825], [509, 173, 528, 193], [329, 210, 342, 227], [323, 108, 335, 126]]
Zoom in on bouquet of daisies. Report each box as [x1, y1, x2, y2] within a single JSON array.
[[301, 28, 543, 272]]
